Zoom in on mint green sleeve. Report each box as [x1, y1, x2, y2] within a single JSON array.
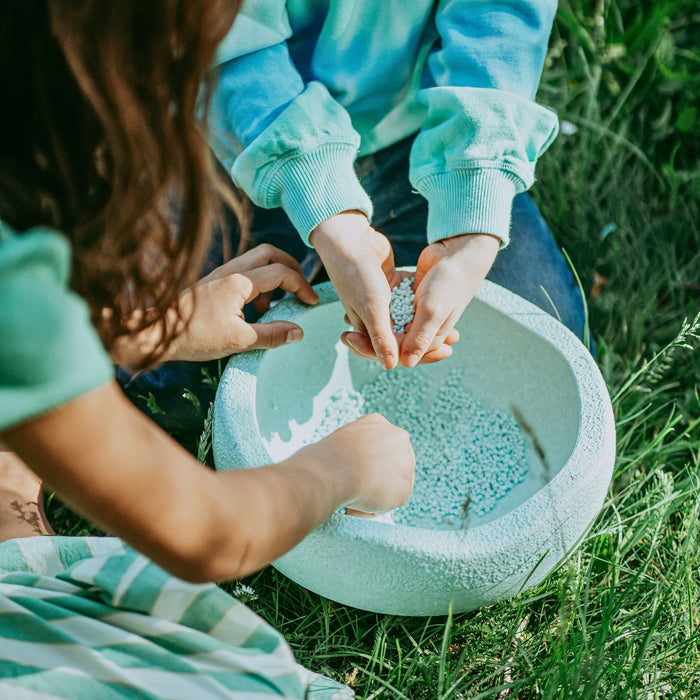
[[0, 227, 114, 432], [228, 82, 372, 244], [409, 0, 560, 247], [210, 2, 373, 245]]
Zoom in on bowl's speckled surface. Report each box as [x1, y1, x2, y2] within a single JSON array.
[[213, 280, 615, 616]]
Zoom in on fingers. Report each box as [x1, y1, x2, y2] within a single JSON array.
[[341, 295, 398, 370], [343, 328, 399, 370], [344, 309, 366, 335], [341, 329, 458, 365], [399, 295, 456, 367], [243, 263, 319, 306], [345, 507, 376, 518], [252, 292, 273, 316], [244, 321, 304, 350], [369, 242, 402, 369], [399, 323, 455, 367], [215, 317, 304, 356], [443, 327, 460, 345], [413, 344, 453, 364], [208, 243, 307, 280], [400, 326, 458, 365], [365, 312, 399, 370], [341, 331, 378, 361]]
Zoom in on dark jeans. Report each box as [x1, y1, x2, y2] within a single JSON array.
[[119, 136, 587, 436]]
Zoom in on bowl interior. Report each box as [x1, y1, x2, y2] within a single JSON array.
[[255, 296, 581, 528]]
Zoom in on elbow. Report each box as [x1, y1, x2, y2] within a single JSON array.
[[160, 555, 227, 585], [116, 471, 275, 584], [139, 517, 260, 585], [164, 541, 257, 585]]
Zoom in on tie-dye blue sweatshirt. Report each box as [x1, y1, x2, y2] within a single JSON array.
[[211, 0, 559, 248]]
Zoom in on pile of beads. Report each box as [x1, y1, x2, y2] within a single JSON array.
[[390, 277, 415, 334], [311, 388, 364, 439], [310, 367, 530, 529]]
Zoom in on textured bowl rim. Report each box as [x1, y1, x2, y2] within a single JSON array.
[[213, 278, 616, 568]]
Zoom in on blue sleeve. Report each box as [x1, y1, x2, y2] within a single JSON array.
[[209, 6, 372, 244], [410, 0, 560, 246], [210, 42, 305, 160], [430, 0, 555, 99]]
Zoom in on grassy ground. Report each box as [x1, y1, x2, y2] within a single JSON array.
[[49, 0, 699, 697]]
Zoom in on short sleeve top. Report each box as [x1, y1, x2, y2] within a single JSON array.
[[0, 220, 114, 432]]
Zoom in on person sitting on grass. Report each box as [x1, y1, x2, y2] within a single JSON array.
[[0, 2, 414, 698], [120, 0, 596, 440], [207, 0, 588, 374]]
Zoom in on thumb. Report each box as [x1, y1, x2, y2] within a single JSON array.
[[246, 321, 304, 350]]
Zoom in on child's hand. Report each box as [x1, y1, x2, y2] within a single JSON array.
[[303, 413, 415, 516], [310, 212, 401, 370], [337, 269, 460, 366], [113, 244, 318, 366], [399, 233, 499, 367]]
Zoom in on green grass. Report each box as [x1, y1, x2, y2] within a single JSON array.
[[48, 0, 699, 696]]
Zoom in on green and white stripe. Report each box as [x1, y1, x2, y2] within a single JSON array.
[[0, 536, 352, 699]]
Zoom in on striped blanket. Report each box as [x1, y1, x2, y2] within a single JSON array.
[[0, 536, 353, 699]]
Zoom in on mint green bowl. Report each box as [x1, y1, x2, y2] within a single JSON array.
[[213, 280, 615, 616]]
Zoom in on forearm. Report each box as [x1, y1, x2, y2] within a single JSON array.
[[2, 382, 356, 582], [205, 450, 356, 580], [432, 0, 557, 99]]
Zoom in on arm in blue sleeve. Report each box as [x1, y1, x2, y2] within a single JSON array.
[[209, 5, 372, 244], [210, 44, 305, 162], [409, 0, 559, 246]]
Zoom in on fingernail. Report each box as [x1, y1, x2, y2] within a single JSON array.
[[286, 328, 303, 344], [379, 354, 395, 370], [404, 353, 420, 368]]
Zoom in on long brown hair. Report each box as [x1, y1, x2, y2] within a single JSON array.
[[0, 1, 243, 367]]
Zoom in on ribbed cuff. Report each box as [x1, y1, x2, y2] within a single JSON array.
[[272, 143, 373, 245], [417, 169, 521, 248]]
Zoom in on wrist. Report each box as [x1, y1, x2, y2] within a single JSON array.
[[309, 210, 370, 252], [288, 441, 360, 509], [434, 233, 500, 262], [109, 307, 181, 368], [439, 232, 501, 249]]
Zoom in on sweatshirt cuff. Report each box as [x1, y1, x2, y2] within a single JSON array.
[[418, 168, 522, 248], [272, 143, 373, 246]]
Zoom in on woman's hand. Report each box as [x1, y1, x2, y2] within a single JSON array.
[[112, 244, 319, 367], [310, 212, 401, 370], [297, 413, 415, 516]]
